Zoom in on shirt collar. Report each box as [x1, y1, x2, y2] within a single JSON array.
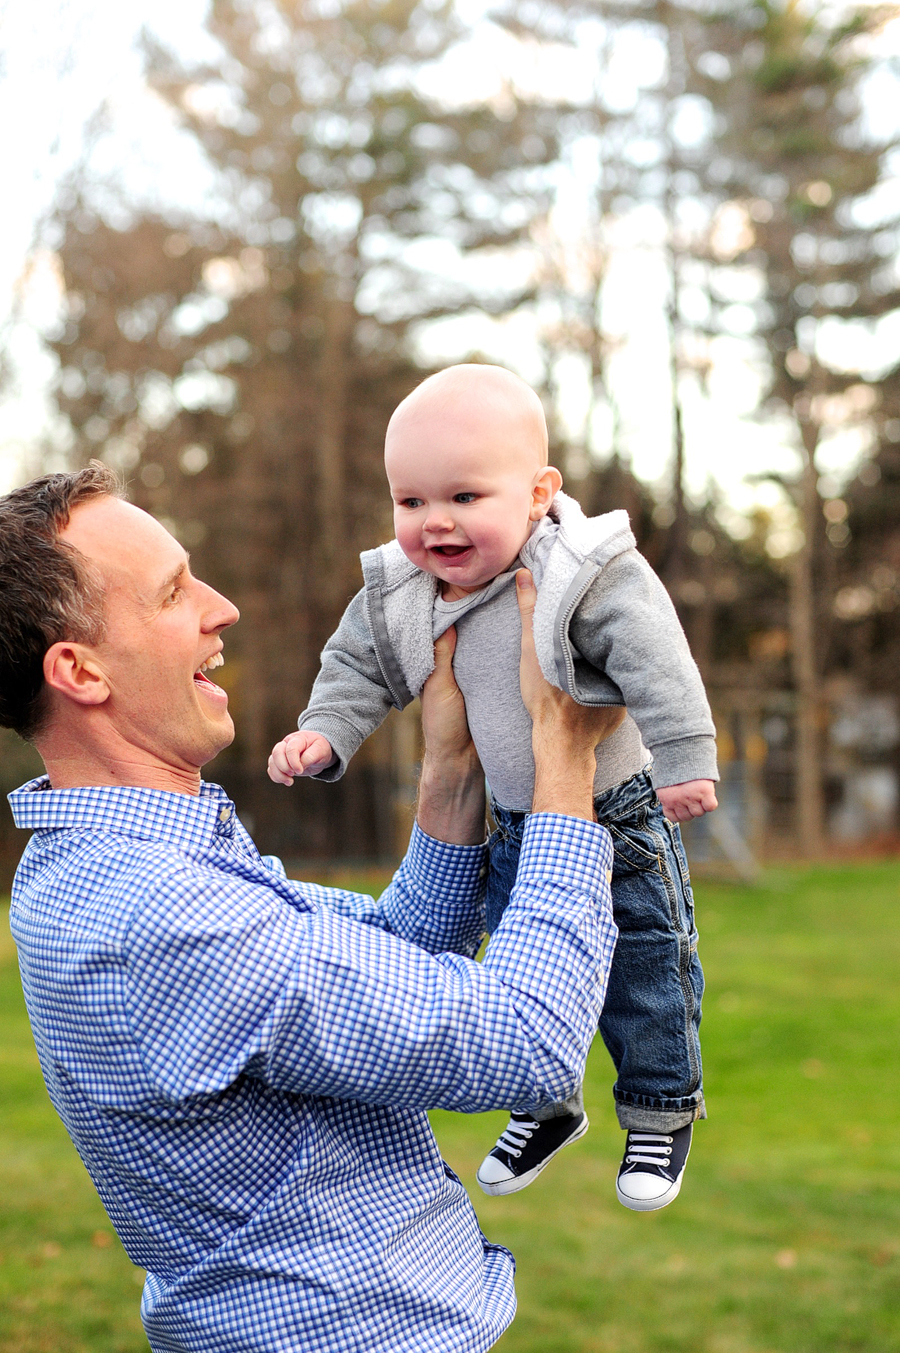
[[8, 776, 237, 844]]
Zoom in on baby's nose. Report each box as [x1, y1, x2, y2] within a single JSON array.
[[424, 509, 454, 531]]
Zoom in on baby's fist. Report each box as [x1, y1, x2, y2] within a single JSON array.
[[656, 779, 718, 824], [268, 731, 336, 785]]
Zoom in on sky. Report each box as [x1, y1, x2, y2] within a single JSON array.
[[2, 0, 900, 527]]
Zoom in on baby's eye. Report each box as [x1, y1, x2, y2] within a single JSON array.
[[453, 492, 478, 504], [399, 497, 424, 509]]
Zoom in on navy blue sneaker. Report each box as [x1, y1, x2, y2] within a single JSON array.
[[476, 1109, 589, 1196], [616, 1123, 693, 1211]]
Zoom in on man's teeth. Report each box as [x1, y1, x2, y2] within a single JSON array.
[[199, 654, 224, 673]]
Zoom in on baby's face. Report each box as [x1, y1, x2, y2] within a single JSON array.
[[385, 414, 546, 596]]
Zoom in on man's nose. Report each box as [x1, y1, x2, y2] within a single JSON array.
[[201, 582, 240, 630]]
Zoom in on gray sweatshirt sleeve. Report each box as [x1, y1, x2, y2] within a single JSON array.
[[296, 587, 395, 781], [568, 551, 719, 788]]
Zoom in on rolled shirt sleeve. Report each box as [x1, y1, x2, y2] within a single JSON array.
[[123, 816, 615, 1115], [291, 821, 488, 958]]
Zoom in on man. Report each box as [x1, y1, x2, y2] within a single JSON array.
[[2, 464, 621, 1353]]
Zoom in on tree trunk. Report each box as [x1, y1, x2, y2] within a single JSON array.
[[662, 21, 688, 593], [315, 290, 355, 611], [789, 428, 826, 853]]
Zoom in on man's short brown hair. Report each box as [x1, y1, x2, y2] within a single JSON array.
[[0, 461, 121, 740]]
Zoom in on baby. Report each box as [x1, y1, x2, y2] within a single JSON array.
[[269, 364, 718, 1211]]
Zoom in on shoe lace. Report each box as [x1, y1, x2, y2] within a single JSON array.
[[495, 1117, 539, 1159], [624, 1131, 673, 1169]]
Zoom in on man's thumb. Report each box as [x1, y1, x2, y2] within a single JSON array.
[[434, 626, 457, 667], [516, 569, 536, 618]]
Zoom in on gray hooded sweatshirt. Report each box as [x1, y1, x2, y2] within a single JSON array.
[[298, 492, 718, 809]]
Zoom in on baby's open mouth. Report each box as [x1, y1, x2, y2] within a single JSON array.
[[431, 545, 471, 557]]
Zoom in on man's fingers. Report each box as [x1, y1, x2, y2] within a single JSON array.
[[426, 628, 462, 711], [515, 569, 537, 640], [516, 569, 544, 713], [517, 567, 626, 754], [421, 625, 477, 767], [425, 626, 464, 716], [433, 626, 457, 672]]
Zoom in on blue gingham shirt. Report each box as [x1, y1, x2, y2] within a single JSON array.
[[9, 776, 615, 1353]]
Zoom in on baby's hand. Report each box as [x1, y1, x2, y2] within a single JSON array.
[[656, 779, 718, 824], [268, 731, 336, 785]]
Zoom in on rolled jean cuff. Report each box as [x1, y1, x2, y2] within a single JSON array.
[[615, 1093, 706, 1132], [531, 1087, 585, 1121]]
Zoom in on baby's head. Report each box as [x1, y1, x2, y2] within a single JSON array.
[[384, 364, 562, 597]]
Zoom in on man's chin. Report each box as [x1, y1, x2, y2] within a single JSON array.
[[205, 713, 236, 760], [191, 711, 236, 768]]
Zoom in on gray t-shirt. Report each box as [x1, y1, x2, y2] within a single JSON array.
[[433, 567, 649, 811]]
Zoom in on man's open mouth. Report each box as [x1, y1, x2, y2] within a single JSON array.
[[194, 653, 225, 687]]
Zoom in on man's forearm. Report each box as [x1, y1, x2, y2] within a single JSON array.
[[531, 729, 597, 820], [416, 746, 485, 845]]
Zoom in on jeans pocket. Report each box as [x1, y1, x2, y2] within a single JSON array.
[[609, 813, 663, 876]]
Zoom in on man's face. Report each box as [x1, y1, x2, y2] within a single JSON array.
[[60, 497, 239, 775], [385, 412, 542, 597]]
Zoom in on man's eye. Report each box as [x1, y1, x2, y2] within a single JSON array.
[[453, 493, 477, 504]]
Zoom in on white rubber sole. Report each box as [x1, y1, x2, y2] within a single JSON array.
[[615, 1173, 684, 1212], [616, 1130, 692, 1212], [476, 1114, 590, 1197]]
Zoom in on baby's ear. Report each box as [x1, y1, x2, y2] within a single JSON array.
[[530, 465, 563, 519]]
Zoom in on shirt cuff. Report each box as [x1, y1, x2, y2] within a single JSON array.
[[405, 820, 489, 896], [516, 813, 613, 900]]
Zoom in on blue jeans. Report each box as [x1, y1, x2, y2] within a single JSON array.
[[485, 770, 705, 1132]]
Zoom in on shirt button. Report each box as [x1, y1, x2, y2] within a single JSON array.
[[218, 805, 233, 824]]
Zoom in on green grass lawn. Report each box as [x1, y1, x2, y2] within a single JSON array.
[[2, 860, 899, 1352]]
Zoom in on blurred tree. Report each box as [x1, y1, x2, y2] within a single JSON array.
[[675, 0, 900, 849], [832, 424, 900, 822], [836, 434, 900, 688], [45, 0, 564, 859], [498, 0, 753, 676], [501, 0, 900, 847]]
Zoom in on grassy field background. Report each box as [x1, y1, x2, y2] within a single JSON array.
[[2, 859, 899, 1352]]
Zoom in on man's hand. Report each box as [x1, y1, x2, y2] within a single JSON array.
[[420, 627, 474, 767], [416, 628, 485, 845], [268, 730, 336, 786], [517, 569, 627, 820], [656, 779, 718, 824]]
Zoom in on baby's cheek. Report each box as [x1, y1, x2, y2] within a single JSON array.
[[395, 522, 425, 565], [476, 521, 531, 569]]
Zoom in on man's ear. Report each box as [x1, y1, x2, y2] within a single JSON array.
[[43, 642, 111, 707], [529, 465, 563, 520]]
